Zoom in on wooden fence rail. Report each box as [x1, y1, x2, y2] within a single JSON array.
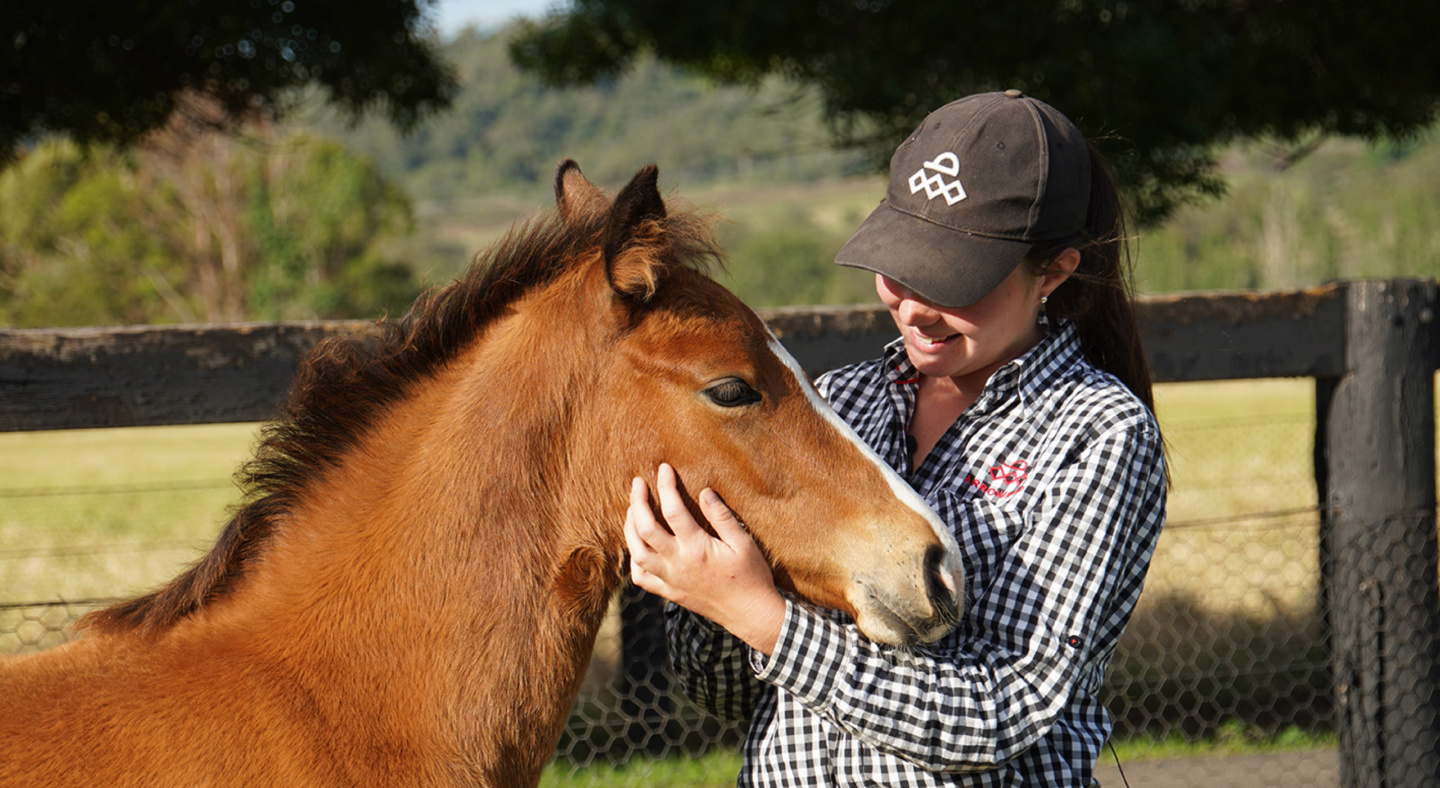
[[2, 280, 1437, 786], [0, 286, 1348, 431]]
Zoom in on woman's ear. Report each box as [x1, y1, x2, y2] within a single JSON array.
[[1039, 247, 1081, 299]]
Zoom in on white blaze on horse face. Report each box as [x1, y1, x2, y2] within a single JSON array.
[[763, 335, 964, 595]]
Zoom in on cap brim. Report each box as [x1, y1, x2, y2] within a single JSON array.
[[835, 201, 1031, 308]]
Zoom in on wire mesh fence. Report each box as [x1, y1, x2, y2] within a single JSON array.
[[1103, 390, 1332, 746], [3, 378, 1434, 786], [0, 599, 110, 655]]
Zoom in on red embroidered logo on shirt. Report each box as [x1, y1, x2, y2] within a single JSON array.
[[964, 460, 1029, 498]]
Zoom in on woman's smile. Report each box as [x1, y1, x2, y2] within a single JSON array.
[[876, 271, 1048, 393], [909, 328, 958, 352]]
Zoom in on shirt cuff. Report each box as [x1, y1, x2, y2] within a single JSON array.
[[748, 599, 852, 713]]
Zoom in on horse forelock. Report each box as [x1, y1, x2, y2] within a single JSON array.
[[82, 197, 724, 637]]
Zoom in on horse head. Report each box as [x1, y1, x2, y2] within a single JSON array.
[[555, 160, 963, 645]]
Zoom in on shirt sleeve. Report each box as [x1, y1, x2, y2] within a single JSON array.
[[749, 421, 1167, 773], [665, 601, 769, 722]]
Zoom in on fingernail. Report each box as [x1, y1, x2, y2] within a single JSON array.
[[701, 488, 719, 505]]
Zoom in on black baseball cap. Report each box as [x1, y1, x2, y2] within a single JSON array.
[[835, 90, 1091, 308]]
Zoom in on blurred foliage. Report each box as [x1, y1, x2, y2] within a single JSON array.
[[0, 129, 419, 327], [5, 23, 1440, 328], [0, 0, 455, 168], [714, 205, 876, 307], [510, 0, 1440, 226], [1135, 134, 1440, 293]]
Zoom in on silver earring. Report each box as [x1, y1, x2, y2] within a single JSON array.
[[1040, 295, 1048, 307]]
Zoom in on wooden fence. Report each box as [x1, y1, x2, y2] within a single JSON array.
[[3, 279, 1438, 786]]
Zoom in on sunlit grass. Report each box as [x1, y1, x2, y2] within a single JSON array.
[[1149, 378, 1320, 617], [542, 748, 743, 788], [0, 423, 258, 602], [0, 375, 1357, 770], [1109, 721, 1337, 763]]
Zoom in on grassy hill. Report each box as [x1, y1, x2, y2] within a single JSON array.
[[295, 25, 887, 305], [300, 27, 871, 203], [1135, 135, 1440, 294], [301, 26, 1440, 303], [363, 135, 1440, 309], [7, 25, 1435, 330]]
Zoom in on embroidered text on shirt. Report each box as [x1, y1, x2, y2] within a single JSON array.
[[963, 459, 1029, 498]]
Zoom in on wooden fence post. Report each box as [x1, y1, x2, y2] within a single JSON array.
[[1318, 279, 1440, 787]]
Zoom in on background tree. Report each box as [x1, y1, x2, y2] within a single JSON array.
[[0, 126, 419, 327], [510, 0, 1440, 224], [0, 141, 192, 326], [0, 0, 456, 167]]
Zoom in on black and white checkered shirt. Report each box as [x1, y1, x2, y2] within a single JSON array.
[[667, 319, 1167, 786]]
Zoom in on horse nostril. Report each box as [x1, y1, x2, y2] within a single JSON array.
[[923, 544, 960, 622]]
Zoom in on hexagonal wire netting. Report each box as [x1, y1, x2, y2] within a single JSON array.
[[548, 379, 1359, 785], [5, 378, 1437, 786], [0, 599, 105, 655]]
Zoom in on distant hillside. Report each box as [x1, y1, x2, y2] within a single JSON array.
[[291, 27, 884, 303], [1136, 134, 1440, 294], [11, 27, 1435, 330], [298, 26, 871, 204], [296, 30, 1440, 302]]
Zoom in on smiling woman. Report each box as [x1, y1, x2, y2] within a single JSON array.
[[628, 91, 1168, 788], [873, 255, 1077, 465]]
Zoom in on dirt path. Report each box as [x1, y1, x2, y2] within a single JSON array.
[[1091, 748, 1338, 787]]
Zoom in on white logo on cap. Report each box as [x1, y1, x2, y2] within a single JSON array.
[[908, 152, 967, 206]]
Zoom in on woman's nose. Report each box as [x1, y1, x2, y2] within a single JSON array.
[[896, 292, 940, 326]]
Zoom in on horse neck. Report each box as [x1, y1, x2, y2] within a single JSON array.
[[231, 287, 628, 775]]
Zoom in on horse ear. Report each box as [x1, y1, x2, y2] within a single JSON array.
[[554, 159, 608, 224], [603, 164, 667, 302]]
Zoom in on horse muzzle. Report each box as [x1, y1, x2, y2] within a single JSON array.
[[850, 544, 964, 646]]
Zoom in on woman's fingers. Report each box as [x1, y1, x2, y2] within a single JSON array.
[[620, 465, 784, 651], [624, 478, 673, 594], [654, 463, 705, 539], [627, 475, 674, 548], [629, 475, 649, 512], [698, 488, 749, 547], [623, 481, 651, 557]]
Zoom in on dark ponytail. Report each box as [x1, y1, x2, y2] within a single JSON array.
[[1025, 143, 1156, 415]]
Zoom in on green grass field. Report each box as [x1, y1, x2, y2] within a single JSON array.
[[0, 423, 260, 604], [0, 377, 1353, 781], [1149, 378, 1321, 616], [0, 378, 1324, 608]]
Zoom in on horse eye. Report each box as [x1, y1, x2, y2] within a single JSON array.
[[705, 378, 761, 408]]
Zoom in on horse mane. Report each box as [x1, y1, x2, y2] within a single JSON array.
[[84, 192, 722, 637]]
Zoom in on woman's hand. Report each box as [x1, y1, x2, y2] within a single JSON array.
[[624, 463, 786, 655]]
